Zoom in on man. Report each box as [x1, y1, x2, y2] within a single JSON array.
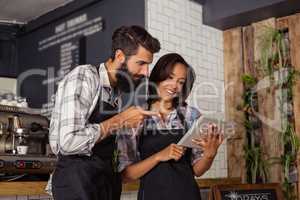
[[49, 25, 160, 200]]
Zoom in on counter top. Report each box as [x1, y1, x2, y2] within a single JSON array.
[[0, 178, 241, 196]]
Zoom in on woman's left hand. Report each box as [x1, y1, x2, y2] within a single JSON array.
[[192, 123, 224, 159]]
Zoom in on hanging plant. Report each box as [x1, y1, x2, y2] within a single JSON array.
[[256, 27, 300, 200], [241, 74, 268, 184], [257, 27, 289, 79]]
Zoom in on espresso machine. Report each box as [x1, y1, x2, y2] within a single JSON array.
[[0, 105, 56, 175]]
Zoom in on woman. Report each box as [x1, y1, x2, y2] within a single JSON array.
[[118, 53, 224, 200]]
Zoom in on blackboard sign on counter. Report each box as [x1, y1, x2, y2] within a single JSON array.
[[212, 183, 283, 200]]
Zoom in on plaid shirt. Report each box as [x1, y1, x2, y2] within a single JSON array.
[[117, 106, 204, 172], [49, 63, 121, 156]]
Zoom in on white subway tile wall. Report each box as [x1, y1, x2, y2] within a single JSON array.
[[145, 0, 227, 179]]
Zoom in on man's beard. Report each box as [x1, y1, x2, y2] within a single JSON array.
[[116, 62, 145, 93]]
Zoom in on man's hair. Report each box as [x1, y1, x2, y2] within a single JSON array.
[[111, 25, 160, 59]]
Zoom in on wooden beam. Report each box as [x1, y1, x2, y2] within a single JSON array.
[[223, 27, 246, 181], [252, 18, 283, 183], [289, 13, 300, 199], [242, 25, 256, 76], [277, 15, 291, 30]]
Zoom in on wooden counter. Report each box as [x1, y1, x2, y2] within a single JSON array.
[[0, 178, 241, 196], [0, 181, 48, 196], [122, 178, 241, 191]]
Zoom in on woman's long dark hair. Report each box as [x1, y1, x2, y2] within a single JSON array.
[[148, 53, 196, 108]]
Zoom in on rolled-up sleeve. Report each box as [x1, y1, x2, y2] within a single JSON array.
[[54, 66, 101, 155], [191, 148, 204, 165], [117, 134, 140, 172]]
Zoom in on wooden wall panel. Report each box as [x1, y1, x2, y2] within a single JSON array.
[[252, 18, 283, 183], [242, 26, 256, 76], [276, 15, 291, 30], [224, 12, 300, 199], [289, 13, 300, 198], [223, 27, 246, 181]]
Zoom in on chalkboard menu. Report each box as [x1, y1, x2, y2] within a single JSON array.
[[17, 0, 145, 117], [212, 183, 283, 200]]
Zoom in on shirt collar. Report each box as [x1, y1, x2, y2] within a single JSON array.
[[99, 63, 112, 89], [150, 109, 178, 123], [148, 109, 183, 129], [98, 63, 121, 107]]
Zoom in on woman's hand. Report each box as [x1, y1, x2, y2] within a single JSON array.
[[122, 144, 186, 181], [155, 144, 185, 162], [192, 123, 224, 159]]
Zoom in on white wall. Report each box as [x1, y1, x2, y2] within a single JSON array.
[[0, 77, 17, 95]]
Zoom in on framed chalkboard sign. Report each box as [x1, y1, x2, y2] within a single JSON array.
[[212, 183, 283, 200]]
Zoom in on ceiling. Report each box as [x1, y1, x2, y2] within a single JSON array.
[[0, 0, 74, 24]]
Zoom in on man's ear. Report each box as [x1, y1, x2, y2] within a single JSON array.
[[115, 49, 126, 64]]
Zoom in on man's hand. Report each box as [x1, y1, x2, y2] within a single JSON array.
[[98, 106, 160, 141], [119, 106, 161, 129]]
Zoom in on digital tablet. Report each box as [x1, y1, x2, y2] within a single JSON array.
[[177, 116, 235, 148]]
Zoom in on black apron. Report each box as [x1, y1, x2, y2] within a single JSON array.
[[137, 118, 201, 200], [52, 99, 122, 200]]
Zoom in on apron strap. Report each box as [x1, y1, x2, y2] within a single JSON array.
[[176, 106, 189, 132]]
